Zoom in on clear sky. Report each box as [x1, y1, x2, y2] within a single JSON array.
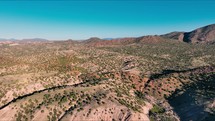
[[0, 0, 215, 40]]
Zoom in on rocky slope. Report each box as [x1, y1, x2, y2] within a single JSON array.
[[83, 24, 215, 45], [163, 24, 215, 43], [83, 36, 172, 46]]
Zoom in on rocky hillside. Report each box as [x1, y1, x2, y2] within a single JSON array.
[[163, 24, 215, 43], [84, 24, 215, 45], [83, 36, 172, 46]]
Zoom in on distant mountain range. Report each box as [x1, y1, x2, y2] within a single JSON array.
[[21, 38, 49, 41], [1, 24, 215, 44], [0, 38, 48, 42], [0, 38, 17, 41]]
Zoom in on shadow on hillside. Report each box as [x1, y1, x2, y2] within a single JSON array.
[[167, 74, 215, 121], [149, 69, 182, 80], [149, 66, 214, 80]]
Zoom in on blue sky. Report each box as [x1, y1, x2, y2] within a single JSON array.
[[0, 0, 215, 40]]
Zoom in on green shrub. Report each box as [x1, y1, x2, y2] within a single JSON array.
[[150, 105, 165, 114]]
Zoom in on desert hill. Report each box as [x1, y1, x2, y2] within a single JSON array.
[[163, 24, 215, 43]]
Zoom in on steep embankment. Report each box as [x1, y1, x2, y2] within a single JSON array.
[[140, 66, 215, 121]]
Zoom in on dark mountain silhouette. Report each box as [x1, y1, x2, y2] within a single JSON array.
[[0, 38, 18, 41], [0, 38, 48, 42], [21, 38, 49, 42]]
